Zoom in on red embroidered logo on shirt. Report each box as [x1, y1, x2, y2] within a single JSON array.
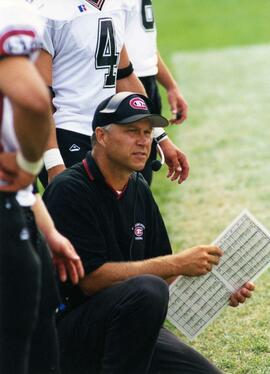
[[134, 223, 145, 241]]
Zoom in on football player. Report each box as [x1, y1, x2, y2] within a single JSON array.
[[125, 0, 189, 184], [0, 2, 83, 373], [32, 0, 189, 186]]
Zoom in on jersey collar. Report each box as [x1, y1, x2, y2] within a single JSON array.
[[83, 152, 130, 199]]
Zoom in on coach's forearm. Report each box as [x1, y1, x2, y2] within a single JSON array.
[[79, 255, 181, 295], [79, 245, 223, 295]]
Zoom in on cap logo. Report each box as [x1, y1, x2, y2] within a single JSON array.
[[129, 97, 148, 111]]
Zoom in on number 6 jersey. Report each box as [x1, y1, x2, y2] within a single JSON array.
[[39, 0, 136, 137]]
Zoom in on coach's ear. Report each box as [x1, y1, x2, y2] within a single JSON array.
[[95, 127, 108, 147]]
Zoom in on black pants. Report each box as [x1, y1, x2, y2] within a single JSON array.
[[57, 275, 222, 374], [0, 192, 60, 374]]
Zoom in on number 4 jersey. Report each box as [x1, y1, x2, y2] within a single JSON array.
[[40, 0, 136, 137]]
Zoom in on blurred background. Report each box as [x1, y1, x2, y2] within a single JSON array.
[[152, 1, 270, 373]]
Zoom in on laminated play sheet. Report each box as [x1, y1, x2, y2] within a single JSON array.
[[167, 210, 270, 340]]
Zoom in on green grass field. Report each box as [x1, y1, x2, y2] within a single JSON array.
[[152, 1, 270, 373]]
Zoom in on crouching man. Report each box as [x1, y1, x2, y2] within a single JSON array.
[[44, 92, 254, 374]]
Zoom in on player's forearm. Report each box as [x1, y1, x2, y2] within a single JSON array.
[[31, 194, 55, 238], [13, 104, 52, 162], [116, 72, 146, 95], [79, 255, 182, 295], [0, 57, 51, 161], [117, 44, 146, 95], [156, 52, 177, 91]]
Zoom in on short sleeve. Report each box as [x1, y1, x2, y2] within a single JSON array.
[[0, 3, 44, 58], [41, 20, 56, 57]]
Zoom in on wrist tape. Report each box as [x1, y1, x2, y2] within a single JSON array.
[[16, 152, 44, 176], [43, 148, 64, 170], [155, 132, 168, 143]]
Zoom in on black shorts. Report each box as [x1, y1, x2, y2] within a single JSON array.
[[39, 129, 92, 187], [139, 75, 162, 115]]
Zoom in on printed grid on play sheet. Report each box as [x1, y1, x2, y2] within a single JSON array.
[[167, 210, 270, 340]]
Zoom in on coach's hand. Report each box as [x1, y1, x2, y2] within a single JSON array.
[[159, 138, 189, 184], [0, 152, 35, 191], [176, 245, 223, 276], [48, 164, 66, 184], [229, 282, 255, 307]]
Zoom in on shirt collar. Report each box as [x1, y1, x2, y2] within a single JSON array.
[[83, 152, 130, 199]]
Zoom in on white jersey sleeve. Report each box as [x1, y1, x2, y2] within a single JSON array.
[[125, 0, 158, 77], [42, 19, 58, 57], [0, 1, 44, 59]]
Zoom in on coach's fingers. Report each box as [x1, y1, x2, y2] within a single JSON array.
[[208, 254, 221, 266], [229, 282, 255, 307]]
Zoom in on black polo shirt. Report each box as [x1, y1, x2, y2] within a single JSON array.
[[43, 152, 172, 303]]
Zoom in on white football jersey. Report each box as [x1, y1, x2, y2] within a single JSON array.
[[0, 1, 44, 206], [40, 0, 136, 136], [125, 0, 157, 78]]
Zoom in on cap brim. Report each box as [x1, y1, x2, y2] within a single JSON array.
[[115, 114, 169, 128]]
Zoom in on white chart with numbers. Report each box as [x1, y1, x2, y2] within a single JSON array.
[[167, 210, 270, 340]]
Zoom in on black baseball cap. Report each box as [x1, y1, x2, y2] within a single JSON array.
[[92, 92, 169, 130]]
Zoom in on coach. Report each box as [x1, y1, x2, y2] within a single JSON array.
[[44, 92, 253, 374]]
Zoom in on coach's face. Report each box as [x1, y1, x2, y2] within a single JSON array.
[[102, 120, 153, 172]]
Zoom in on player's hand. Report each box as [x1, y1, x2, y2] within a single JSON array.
[[159, 138, 189, 184], [0, 152, 35, 191], [229, 282, 255, 307], [167, 86, 188, 124], [48, 164, 66, 184], [46, 228, 85, 284], [176, 245, 223, 276]]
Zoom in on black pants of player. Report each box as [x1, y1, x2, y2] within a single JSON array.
[[56, 275, 222, 374], [0, 192, 60, 374], [39, 129, 91, 187]]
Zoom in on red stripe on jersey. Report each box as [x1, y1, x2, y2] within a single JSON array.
[[84, 0, 105, 10], [0, 29, 36, 57], [0, 93, 4, 152], [83, 158, 94, 181]]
